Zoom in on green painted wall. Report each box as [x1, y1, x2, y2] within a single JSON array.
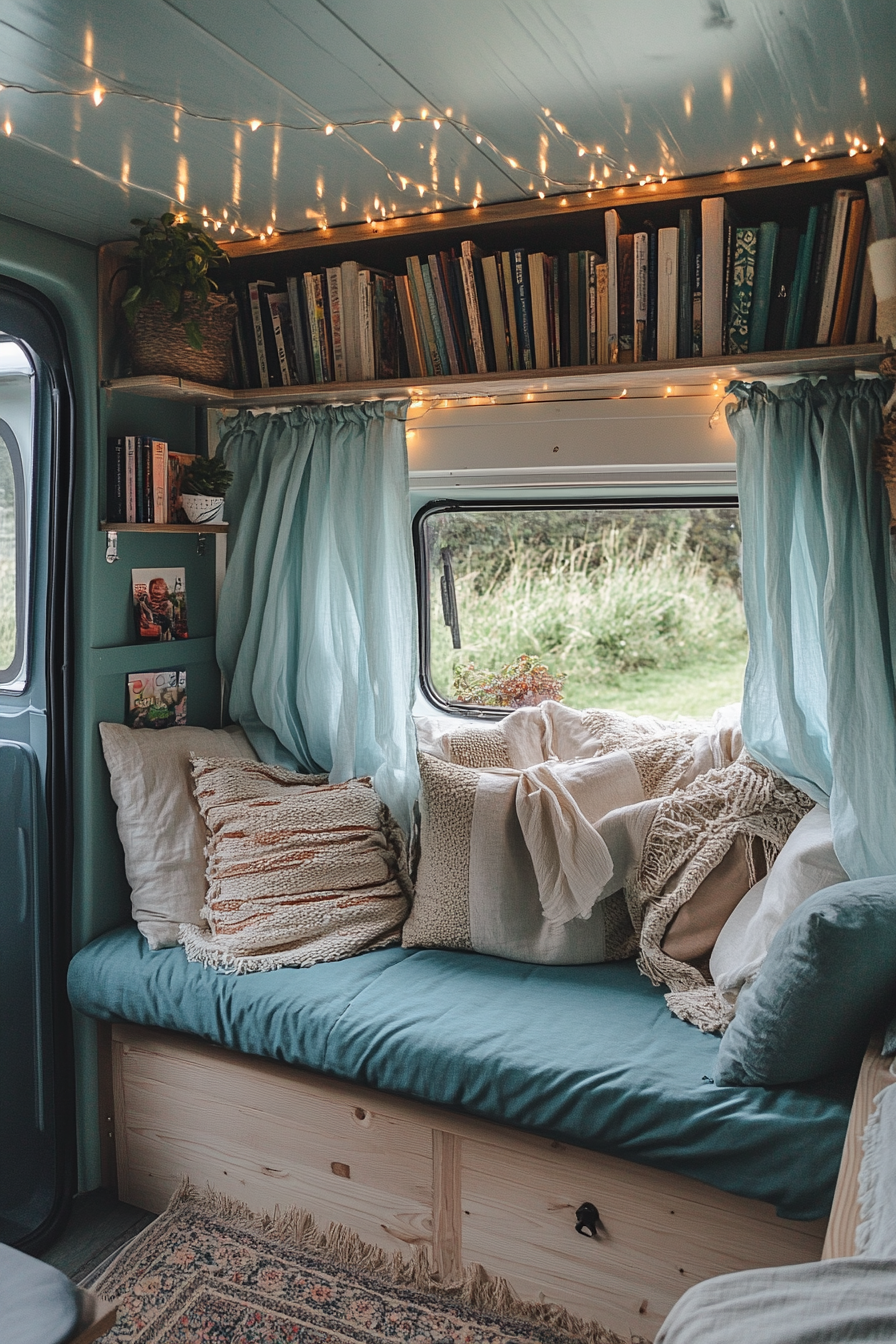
[[0, 214, 223, 1192]]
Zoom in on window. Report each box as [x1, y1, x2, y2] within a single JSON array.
[[0, 340, 34, 690], [417, 502, 747, 720]]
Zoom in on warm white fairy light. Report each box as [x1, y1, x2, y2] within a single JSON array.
[[249, 119, 262, 131], [92, 82, 104, 106], [324, 123, 334, 135], [392, 116, 401, 131], [433, 118, 441, 129], [4, 117, 11, 135]]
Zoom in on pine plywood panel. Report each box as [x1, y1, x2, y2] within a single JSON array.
[[460, 1132, 827, 1340], [115, 1035, 434, 1255], [823, 1037, 894, 1259]]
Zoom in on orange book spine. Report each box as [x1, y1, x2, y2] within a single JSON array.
[[830, 198, 866, 346]]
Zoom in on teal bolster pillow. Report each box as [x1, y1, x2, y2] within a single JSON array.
[[715, 878, 896, 1087]]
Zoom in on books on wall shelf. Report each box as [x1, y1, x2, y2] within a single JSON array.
[[126, 668, 187, 729], [223, 174, 894, 392], [132, 567, 188, 642], [106, 438, 198, 525]]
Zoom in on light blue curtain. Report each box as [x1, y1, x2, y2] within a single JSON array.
[[215, 401, 420, 833], [728, 376, 896, 878]]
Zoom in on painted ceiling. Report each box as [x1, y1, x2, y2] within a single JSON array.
[[1, 0, 895, 247]]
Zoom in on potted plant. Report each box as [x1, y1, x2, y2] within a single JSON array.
[[120, 213, 237, 386], [180, 456, 234, 525]]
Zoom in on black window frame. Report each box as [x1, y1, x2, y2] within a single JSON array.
[[413, 494, 741, 720]]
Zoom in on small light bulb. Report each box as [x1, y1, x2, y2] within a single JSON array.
[[578, 147, 585, 157], [92, 82, 104, 106], [421, 109, 428, 119], [433, 119, 441, 129], [741, 156, 749, 165], [249, 119, 262, 131], [392, 117, 401, 132], [325, 124, 334, 135], [266, 224, 273, 234], [201, 206, 207, 216], [476, 134, 482, 144], [538, 190, 545, 198]]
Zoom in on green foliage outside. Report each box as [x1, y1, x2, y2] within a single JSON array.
[[427, 508, 748, 721]]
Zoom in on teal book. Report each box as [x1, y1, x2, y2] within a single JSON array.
[[784, 206, 818, 349], [727, 227, 758, 354], [421, 262, 450, 375], [747, 221, 780, 352]]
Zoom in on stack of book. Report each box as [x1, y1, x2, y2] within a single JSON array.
[[106, 437, 196, 524], [227, 175, 895, 388]]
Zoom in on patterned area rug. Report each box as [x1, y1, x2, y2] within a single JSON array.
[[88, 1181, 634, 1344]]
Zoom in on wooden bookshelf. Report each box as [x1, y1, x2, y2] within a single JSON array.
[[99, 522, 228, 533], [101, 344, 885, 408], [98, 153, 885, 396]]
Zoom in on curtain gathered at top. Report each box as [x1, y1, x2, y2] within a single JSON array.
[[727, 375, 896, 879], [215, 401, 420, 834]]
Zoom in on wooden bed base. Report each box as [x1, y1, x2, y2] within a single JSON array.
[[822, 1036, 896, 1259], [107, 1022, 826, 1340]]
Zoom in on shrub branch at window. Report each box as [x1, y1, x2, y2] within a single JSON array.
[[451, 654, 565, 709]]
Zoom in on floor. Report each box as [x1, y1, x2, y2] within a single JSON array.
[[41, 1188, 155, 1283]]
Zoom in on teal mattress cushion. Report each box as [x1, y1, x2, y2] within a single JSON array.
[[68, 925, 855, 1221]]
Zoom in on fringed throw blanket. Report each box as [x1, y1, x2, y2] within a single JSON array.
[[421, 702, 812, 1030]]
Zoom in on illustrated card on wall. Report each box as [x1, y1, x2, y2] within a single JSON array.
[[126, 669, 187, 729], [132, 567, 188, 642]]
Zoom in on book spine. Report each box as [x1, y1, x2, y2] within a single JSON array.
[[633, 232, 648, 361], [596, 262, 609, 364], [451, 256, 476, 373], [511, 248, 535, 370], [460, 246, 487, 374], [656, 228, 678, 361], [645, 226, 658, 362], [748, 221, 780, 352], [303, 273, 324, 383], [800, 202, 832, 346], [286, 277, 313, 385], [312, 272, 332, 381], [408, 257, 441, 375], [125, 436, 136, 523], [339, 262, 362, 382], [134, 436, 145, 523], [866, 176, 896, 243], [421, 261, 451, 375], [816, 190, 856, 344], [395, 274, 424, 377], [427, 254, 461, 374], [106, 436, 125, 523], [677, 209, 694, 359], [700, 197, 726, 357], [764, 226, 801, 351], [231, 309, 251, 388], [557, 250, 570, 367], [854, 216, 877, 345], [587, 252, 597, 364], [325, 267, 347, 381], [784, 206, 817, 349], [528, 253, 550, 369], [568, 252, 580, 366], [248, 282, 270, 387], [440, 252, 471, 374], [617, 234, 634, 361], [405, 261, 434, 375], [358, 272, 375, 380], [234, 286, 260, 387], [482, 255, 509, 372], [267, 293, 293, 385], [692, 243, 702, 356], [151, 440, 168, 524], [830, 199, 866, 346], [141, 437, 153, 524], [471, 251, 497, 371], [500, 251, 521, 370], [727, 227, 758, 355], [605, 212, 620, 363], [843, 202, 871, 345]]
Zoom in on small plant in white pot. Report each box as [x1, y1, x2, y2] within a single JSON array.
[[180, 456, 233, 525]]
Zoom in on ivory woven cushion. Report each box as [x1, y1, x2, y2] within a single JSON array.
[[181, 757, 412, 972], [99, 722, 258, 949]]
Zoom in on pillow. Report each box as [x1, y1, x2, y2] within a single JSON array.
[[99, 722, 258, 949], [710, 804, 847, 1003], [402, 751, 639, 964], [715, 878, 896, 1086], [180, 757, 411, 973]]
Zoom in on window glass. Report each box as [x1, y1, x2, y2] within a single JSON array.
[[421, 505, 747, 720], [0, 431, 14, 671]]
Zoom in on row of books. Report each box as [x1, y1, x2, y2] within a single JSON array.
[[106, 436, 196, 524], [227, 174, 896, 387]]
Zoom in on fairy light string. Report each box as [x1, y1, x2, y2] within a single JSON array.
[[0, 76, 887, 240]]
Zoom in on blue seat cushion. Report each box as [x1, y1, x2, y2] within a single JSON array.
[[68, 925, 856, 1220], [0, 1243, 84, 1344]]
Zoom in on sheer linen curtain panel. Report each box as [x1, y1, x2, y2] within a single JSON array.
[[216, 401, 420, 834], [728, 376, 896, 879]]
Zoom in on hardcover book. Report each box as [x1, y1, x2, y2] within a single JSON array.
[[727, 227, 758, 355], [747, 221, 780, 352], [656, 228, 679, 362], [167, 451, 197, 524], [126, 668, 187, 730], [764, 227, 801, 351], [106, 436, 125, 523], [617, 233, 635, 362], [677, 209, 694, 359], [132, 567, 188, 642]]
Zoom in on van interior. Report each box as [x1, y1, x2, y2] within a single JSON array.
[[2, 5, 896, 1342]]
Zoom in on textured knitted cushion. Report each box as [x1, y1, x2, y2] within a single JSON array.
[[180, 757, 411, 973]]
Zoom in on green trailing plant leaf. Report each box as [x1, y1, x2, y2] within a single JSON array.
[[120, 212, 229, 350], [182, 456, 234, 498]]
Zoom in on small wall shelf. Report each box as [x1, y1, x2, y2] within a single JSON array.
[[98, 522, 229, 533]]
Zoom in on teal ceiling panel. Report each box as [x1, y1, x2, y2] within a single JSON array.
[[0, 0, 893, 247]]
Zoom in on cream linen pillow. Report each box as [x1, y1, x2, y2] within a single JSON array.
[[180, 758, 412, 973], [710, 803, 848, 1004], [99, 722, 257, 949]]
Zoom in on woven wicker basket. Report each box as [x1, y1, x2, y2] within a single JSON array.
[[128, 292, 238, 386]]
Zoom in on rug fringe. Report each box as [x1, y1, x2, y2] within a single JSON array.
[[157, 1179, 644, 1344]]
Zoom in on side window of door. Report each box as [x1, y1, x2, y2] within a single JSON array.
[[0, 340, 33, 691]]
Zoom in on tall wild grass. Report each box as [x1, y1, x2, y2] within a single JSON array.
[[430, 526, 747, 713]]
